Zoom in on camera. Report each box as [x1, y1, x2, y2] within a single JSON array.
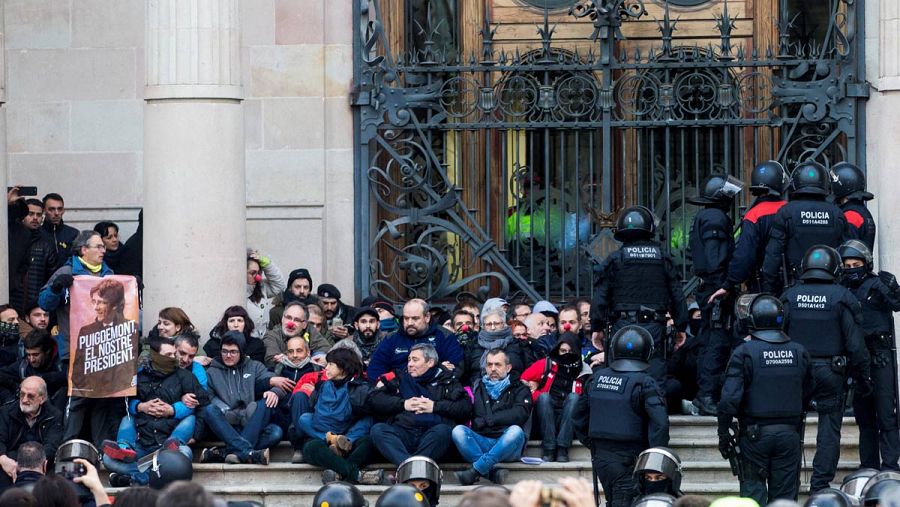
[[54, 439, 100, 502], [56, 461, 87, 480]]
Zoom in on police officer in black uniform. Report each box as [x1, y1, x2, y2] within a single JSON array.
[[839, 240, 900, 471], [686, 174, 743, 415], [781, 245, 871, 492], [833, 162, 876, 251], [761, 161, 850, 293], [718, 293, 813, 504], [576, 325, 669, 507], [590, 206, 689, 382]]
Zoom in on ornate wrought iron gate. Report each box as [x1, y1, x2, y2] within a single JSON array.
[[351, 0, 868, 305]]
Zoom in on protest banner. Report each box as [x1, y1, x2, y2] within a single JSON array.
[[68, 275, 140, 398]]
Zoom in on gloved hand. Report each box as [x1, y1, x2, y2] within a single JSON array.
[[857, 377, 875, 398], [258, 255, 271, 268], [718, 435, 731, 460], [51, 274, 74, 293], [879, 271, 900, 292]]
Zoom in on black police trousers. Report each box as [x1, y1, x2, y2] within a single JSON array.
[[590, 439, 642, 507], [854, 347, 900, 471], [739, 424, 802, 505], [695, 287, 735, 400], [809, 361, 846, 492]]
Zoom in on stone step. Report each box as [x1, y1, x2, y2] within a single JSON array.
[[667, 415, 859, 440]]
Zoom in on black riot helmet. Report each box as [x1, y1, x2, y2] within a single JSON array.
[[632, 493, 677, 507], [841, 468, 880, 505], [801, 245, 842, 281], [687, 175, 744, 205], [615, 206, 657, 242], [751, 160, 787, 196], [376, 484, 431, 507], [734, 293, 788, 343], [147, 450, 193, 490], [861, 472, 900, 498], [609, 325, 654, 372], [397, 456, 442, 506], [838, 240, 874, 271], [864, 479, 900, 507], [634, 447, 683, 496], [790, 161, 832, 197], [313, 482, 369, 507], [805, 489, 854, 507], [832, 162, 874, 201]]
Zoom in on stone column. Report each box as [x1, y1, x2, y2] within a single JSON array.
[[0, 2, 8, 303], [143, 0, 245, 336]]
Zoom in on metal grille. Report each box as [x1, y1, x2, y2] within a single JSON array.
[[352, 0, 868, 305]]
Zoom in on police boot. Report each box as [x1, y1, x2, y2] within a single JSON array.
[[692, 395, 717, 416]]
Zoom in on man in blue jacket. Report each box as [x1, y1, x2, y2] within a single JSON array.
[[367, 299, 464, 382]]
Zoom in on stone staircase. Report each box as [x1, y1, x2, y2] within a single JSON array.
[[104, 416, 862, 506]]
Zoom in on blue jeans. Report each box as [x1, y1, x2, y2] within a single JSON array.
[[297, 413, 373, 443], [203, 401, 283, 460], [116, 415, 196, 448], [452, 424, 526, 476], [102, 443, 193, 485], [536, 392, 579, 451]]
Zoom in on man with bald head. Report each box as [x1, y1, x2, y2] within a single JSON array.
[[367, 298, 464, 382], [0, 376, 63, 489], [520, 313, 555, 365]]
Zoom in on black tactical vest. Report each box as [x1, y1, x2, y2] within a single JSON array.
[[588, 368, 646, 442], [689, 208, 734, 278], [742, 340, 806, 419], [783, 283, 846, 357], [784, 200, 845, 270], [610, 242, 669, 312]]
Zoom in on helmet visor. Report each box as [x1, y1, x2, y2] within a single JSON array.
[[717, 175, 745, 199], [734, 293, 760, 324]]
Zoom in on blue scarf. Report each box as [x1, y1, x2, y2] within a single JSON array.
[[482, 374, 511, 400], [380, 318, 399, 333]]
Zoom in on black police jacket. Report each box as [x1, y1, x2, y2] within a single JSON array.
[[717, 338, 813, 430], [841, 200, 876, 251], [761, 197, 849, 291], [781, 281, 870, 382], [366, 365, 472, 429], [470, 373, 532, 439], [590, 239, 689, 332], [0, 401, 63, 460], [689, 207, 734, 286], [134, 364, 203, 449], [723, 197, 786, 291], [575, 367, 669, 447], [844, 272, 900, 339]]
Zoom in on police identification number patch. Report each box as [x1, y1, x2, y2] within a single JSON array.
[[622, 246, 661, 260], [595, 374, 627, 392], [760, 349, 797, 367]]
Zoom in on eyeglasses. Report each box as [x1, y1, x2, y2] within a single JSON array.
[[87, 244, 106, 250], [483, 321, 505, 329], [221, 350, 240, 356]]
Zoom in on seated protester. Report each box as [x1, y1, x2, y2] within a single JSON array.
[[200, 305, 266, 366], [430, 307, 453, 334], [531, 301, 560, 357], [520, 332, 589, 463], [263, 302, 332, 369], [0, 306, 21, 369], [558, 305, 599, 361], [521, 312, 554, 366], [454, 298, 482, 332], [667, 303, 703, 414], [101, 336, 198, 487], [512, 302, 532, 321], [13, 441, 45, 493], [367, 299, 464, 382], [298, 348, 382, 485], [317, 284, 357, 343], [451, 309, 478, 349], [360, 296, 399, 336], [269, 336, 319, 450], [0, 377, 63, 490], [453, 348, 532, 486], [461, 308, 525, 387], [368, 343, 472, 465], [331, 307, 383, 366], [307, 302, 328, 337], [201, 331, 289, 465], [20, 304, 51, 340], [151, 307, 197, 341], [268, 268, 317, 331], [0, 329, 66, 409]]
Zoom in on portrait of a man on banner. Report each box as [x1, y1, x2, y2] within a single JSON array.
[[68, 274, 140, 398]]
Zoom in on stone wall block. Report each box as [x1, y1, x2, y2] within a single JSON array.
[[250, 45, 324, 97]]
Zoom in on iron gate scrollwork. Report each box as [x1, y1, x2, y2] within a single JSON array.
[[351, 0, 868, 305]]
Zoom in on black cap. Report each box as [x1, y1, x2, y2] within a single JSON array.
[[287, 268, 313, 289], [317, 283, 342, 300], [361, 296, 396, 316], [353, 307, 379, 323]]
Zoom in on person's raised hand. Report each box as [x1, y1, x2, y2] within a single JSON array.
[[509, 480, 542, 507]]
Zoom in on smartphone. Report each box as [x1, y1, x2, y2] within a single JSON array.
[[8, 186, 37, 196]]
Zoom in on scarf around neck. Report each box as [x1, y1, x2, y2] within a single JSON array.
[[477, 328, 514, 370], [78, 256, 103, 273], [482, 374, 511, 400]]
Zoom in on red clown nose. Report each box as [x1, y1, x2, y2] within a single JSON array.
[[563, 323, 572, 332], [254, 274, 263, 283], [461, 324, 470, 333], [285, 321, 297, 331]]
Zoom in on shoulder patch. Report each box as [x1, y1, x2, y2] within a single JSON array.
[[844, 210, 864, 228], [743, 200, 787, 224]]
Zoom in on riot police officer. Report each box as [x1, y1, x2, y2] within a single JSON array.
[[576, 325, 669, 507], [376, 484, 430, 507], [781, 245, 871, 492], [839, 240, 900, 471], [590, 206, 689, 382], [833, 162, 876, 251], [805, 489, 855, 507], [761, 161, 850, 292], [718, 293, 813, 504], [313, 482, 369, 507], [633, 447, 684, 497], [686, 174, 743, 415]]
